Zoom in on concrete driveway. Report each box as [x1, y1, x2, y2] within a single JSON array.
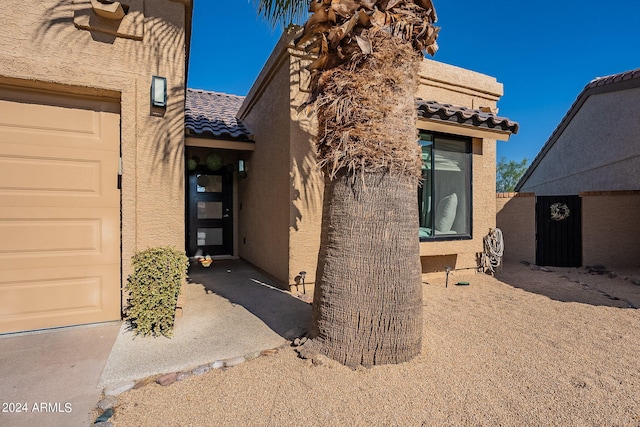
[[0, 259, 311, 426]]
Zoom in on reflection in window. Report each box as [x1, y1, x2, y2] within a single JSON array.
[[418, 132, 471, 240], [197, 228, 223, 246], [197, 201, 222, 219], [196, 175, 222, 193]]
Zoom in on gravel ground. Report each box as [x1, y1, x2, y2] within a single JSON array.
[[111, 263, 640, 426]]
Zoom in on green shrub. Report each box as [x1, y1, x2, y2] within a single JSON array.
[[125, 247, 189, 337]]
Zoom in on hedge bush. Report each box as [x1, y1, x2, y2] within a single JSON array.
[[125, 247, 189, 337]]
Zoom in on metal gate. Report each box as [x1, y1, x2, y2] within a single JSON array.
[[536, 195, 582, 267]]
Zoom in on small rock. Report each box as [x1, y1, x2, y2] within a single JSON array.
[[104, 381, 135, 396], [192, 365, 210, 376], [608, 272, 618, 279], [245, 351, 261, 360], [293, 338, 301, 346], [224, 356, 245, 367], [586, 265, 608, 275], [260, 348, 279, 356], [94, 408, 114, 423], [177, 372, 191, 381], [156, 372, 179, 386], [209, 360, 224, 369], [133, 376, 157, 390], [312, 355, 327, 366], [97, 396, 117, 411]]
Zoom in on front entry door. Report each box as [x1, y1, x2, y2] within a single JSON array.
[[188, 169, 233, 257]]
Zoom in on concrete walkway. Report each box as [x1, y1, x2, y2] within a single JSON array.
[[0, 259, 311, 426]]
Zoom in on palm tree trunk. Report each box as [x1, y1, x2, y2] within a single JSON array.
[[301, 33, 424, 367], [307, 171, 423, 367]]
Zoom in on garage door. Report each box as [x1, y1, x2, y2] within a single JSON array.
[[0, 87, 121, 334]]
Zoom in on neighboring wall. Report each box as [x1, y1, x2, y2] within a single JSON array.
[[0, 0, 190, 281], [496, 191, 640, 268], [496, 193, 536, 264], [582, 191, 640, 268], [519, 87, 640, 195]]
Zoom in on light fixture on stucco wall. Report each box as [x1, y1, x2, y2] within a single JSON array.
[[151, 76, 167, 108], [90, 0, 128, 20], [238, 159, 247, 178]]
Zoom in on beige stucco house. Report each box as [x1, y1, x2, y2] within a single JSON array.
[[498, 68, 640, 268], [187, 33, 518, 289], [0, 3, 517, 334]]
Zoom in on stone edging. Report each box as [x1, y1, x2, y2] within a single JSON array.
[[92, 345, 287, 425]]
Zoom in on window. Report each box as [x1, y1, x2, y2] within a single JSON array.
[[418, 132, 472, 241]]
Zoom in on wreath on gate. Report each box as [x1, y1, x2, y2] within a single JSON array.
[[550, 203, 570, 221]]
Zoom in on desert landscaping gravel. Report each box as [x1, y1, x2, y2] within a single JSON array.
[[111, 263, 640, 426]]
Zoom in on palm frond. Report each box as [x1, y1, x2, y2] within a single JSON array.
[[252, 0, 309, 27]]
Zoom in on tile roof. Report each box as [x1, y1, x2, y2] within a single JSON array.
[[184, 90, 520, 142], [587, 67, 640, 89], [515, 67, 640, 191], [416, 100, 519, 134], [185, 89, 252, 140]]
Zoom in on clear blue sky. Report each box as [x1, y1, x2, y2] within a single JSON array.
[[188, 1, 640, 163]]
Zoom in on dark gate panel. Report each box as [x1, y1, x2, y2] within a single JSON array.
[[536, 195, 582, 267]]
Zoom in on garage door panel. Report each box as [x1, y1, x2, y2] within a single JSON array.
[[0, 207, 119, 270], [0, 265, 120, 333], [0, 142, 119, 208], [0, 94, 119, 153], [0, 88, 121, 334]]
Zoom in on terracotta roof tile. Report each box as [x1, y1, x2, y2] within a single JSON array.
[[416, 100, 519, 134], [184, 91, 520, 141], [185, 89, 252, 140], [587, 68, 640, 88]]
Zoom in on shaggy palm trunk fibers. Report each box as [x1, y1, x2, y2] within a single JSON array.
[[300, 34, 423, 367]]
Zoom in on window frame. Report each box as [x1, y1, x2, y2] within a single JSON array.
[[418, 131, 473, 242]]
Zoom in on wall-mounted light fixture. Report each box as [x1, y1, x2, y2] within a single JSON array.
[[238, 159, 247, 178], [151, 76, 167, 108]]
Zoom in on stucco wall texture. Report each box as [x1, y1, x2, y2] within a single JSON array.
[[239, 33, 511, 288], [496, 193, 536, 264], [582, 192, 640, 268], [0, 1, 189, 285], [238, 37, 293, 284], [519, 87, 640, 195]]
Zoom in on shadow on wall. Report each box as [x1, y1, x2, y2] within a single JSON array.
[[288, 51, 325, 232], [187, 259, 312, 339], [290, 141, 322, 231], [36, 0, 187, 179], [495, 262, 640, 310]]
